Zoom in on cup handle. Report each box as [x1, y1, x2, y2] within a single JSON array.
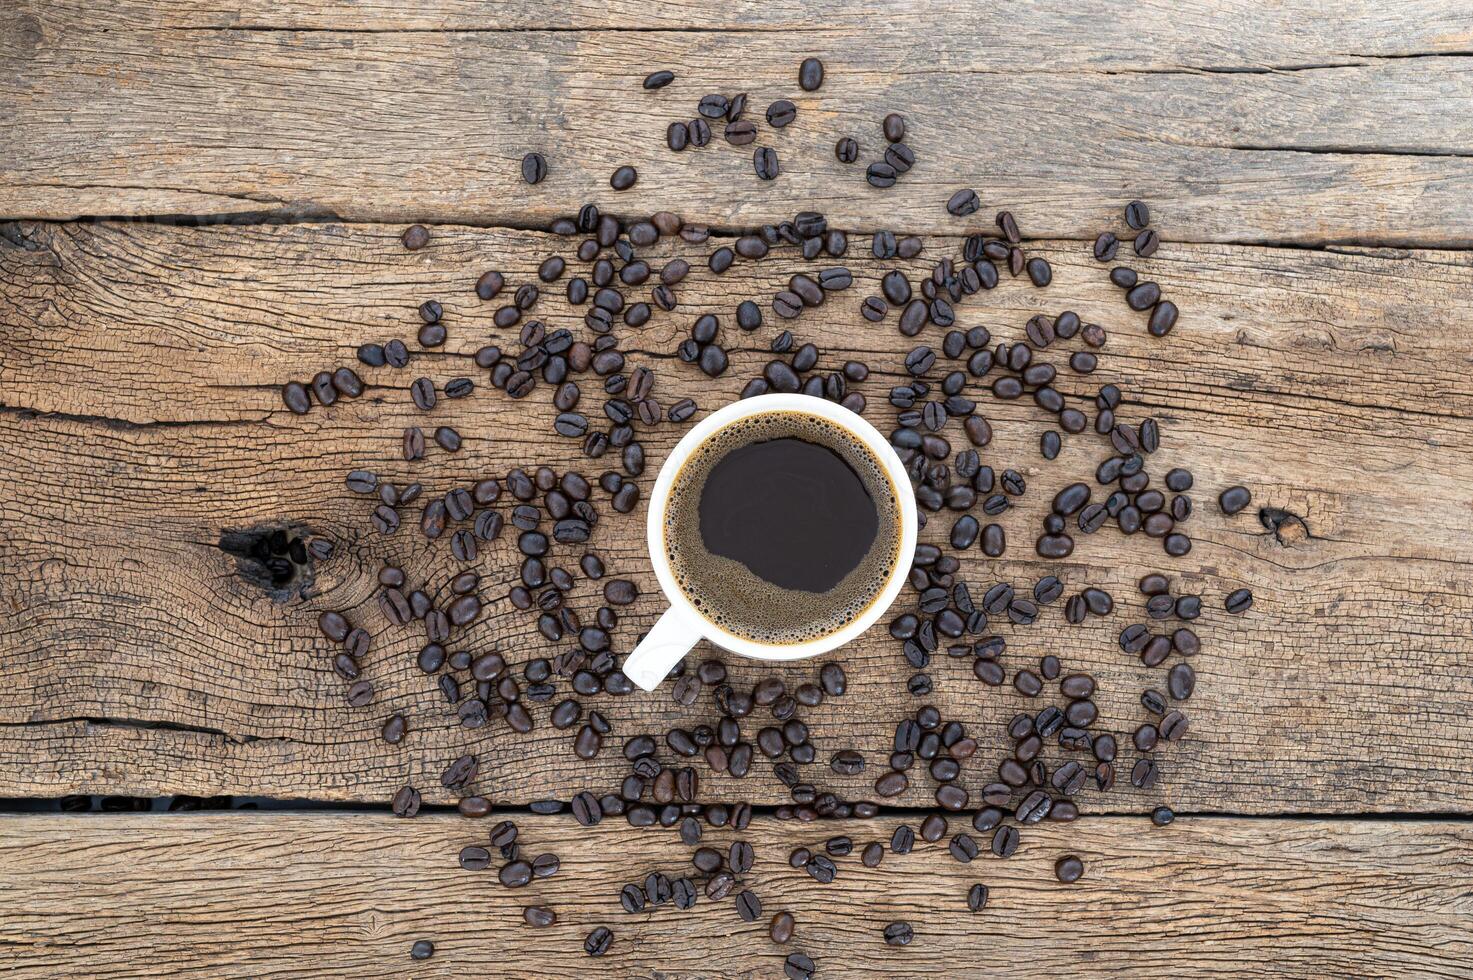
[[624, 606, 702, 691]]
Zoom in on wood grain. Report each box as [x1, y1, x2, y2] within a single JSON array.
[[3, 2, 1472, 242], [13, 0, 1471, 42], [0, 812, 1468, 978], [2, 221, 1471, 811]]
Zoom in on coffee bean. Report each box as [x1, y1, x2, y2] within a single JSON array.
[[1125, 200, 1151, 229], [798, 57, 824, 91], [643, 70, 674, 89], [724, 119, 757, 145], [766, 100, 797, 128], [391, 785, 421, 818], [1219, 485, 1252, 515], [834, 136, 860, 163], [884, 921, 914, 946], [610, 165, 638, 191], [1152, 806, 1176, 826], [584, 926, 613, 957], [1026, 257, 1053, 286], [949, 833, 979, 863], [281, 381, 311, 414], [867, 162, 897, 188], [947, 189, 981, 217], [991, 825, 1019, 857], [735, 889, 762, 921], [754, 147, 780, 180], [1149, 300, 1179, 336], [1055, 855, 1085, 883], [699, 94, 730, 119], [1134, 228, 1160, 257], [402, 225, 429, 250], [521, 153, 547, 184], [519, 905, 556, 928], [1168, 662, 1196, 700], [776, 951, 816, 980], [805, 855, 837, 884], [1126, 281, 1161, 310], [760, 910, 794, 945]]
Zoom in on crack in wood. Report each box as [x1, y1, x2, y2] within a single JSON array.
[[0, 716, 291, 745], [4, 216, 1473, 254], [0, 402, 271, 430], [1217, 142, 1473, 160]]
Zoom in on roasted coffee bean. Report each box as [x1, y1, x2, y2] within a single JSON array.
[[884, 142, 915, 174], [521, 152, 547, 185], [402, 224, 430, 250], [1126, 281, 1161, 311], [785, 952, 816, 980], [1148, 300, 1179, 336], [867, 162, 898, 188], [384, 339, 410, 367], [609, 165, 638, 191], [584, 927, 613, 957], [1023, 256, 1052, 286], [1055, 855, 1085, 883], [521, 905, 557, 928], [835, 136, 860, 163], [947, 188, 981, 217], [798, 57, 824, 90], [1125, 200, 1151, 229], [391, 785, 421, 818], [281, 381, 312, 414], [883, 921, 914, 947], [1169, 662, 1196, 700], [698, 93, 730, 119], [766, 99, 797, 128], [805, 855, 836, 884], [1219, 485, 1253, 515], [754, 147, 780, 180], [735, 890, 763, 922]]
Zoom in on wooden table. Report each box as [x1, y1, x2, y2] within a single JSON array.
[[3, 1, 1472, 976]]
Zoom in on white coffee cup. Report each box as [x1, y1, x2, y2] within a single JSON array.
[[622, 393, 918, 691]]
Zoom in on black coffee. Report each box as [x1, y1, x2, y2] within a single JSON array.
[[665, 412, 901, 643]]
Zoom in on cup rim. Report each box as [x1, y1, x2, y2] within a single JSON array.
[[644, 393, 919, 661]]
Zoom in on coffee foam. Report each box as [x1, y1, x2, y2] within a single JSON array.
[[665, 411, 901, 644]]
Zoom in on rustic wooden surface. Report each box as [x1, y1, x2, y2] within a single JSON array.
[[4, 1, 1473, 243], [3, 222, 1472, 815], [2, 813, 1470, 978], [3, 0, 1472, 975]]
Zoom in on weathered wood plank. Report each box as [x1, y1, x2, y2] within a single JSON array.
[[3, 4, 1472, 242], [1, 221, 1471, 810], [13, 0, 1472, 48], [0, 813, 1468, 978]]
